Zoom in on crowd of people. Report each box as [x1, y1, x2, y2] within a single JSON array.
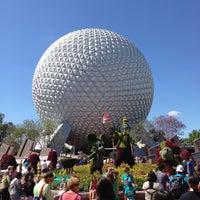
[[0, 159, 56, 200], [0, 157, 200, 200], [142, 161, 200, 200], [86, 161, 200, 200], [87, 162, 200, 200]]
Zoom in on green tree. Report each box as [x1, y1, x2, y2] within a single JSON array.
[[3, 118, 58, 152], [181, 129, 200, 145], [131, 120, 155, 147], [3, 120, 40, 152], [35, 119, 58, 149], [21, 120, 40, 140], [0, 113, 15, 143]]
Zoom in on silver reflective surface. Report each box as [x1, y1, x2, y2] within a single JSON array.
[[32, 28, 154, 147]]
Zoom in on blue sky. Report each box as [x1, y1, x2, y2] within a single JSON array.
[[0, 0, 199, 137]]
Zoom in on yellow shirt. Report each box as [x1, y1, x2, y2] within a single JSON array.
[[1, 175, 10, 188]]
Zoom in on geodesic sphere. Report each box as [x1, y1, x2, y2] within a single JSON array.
[[32, 28, 154, 147]]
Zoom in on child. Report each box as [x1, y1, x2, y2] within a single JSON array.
[[124, 181, 136, 200], [89, 175, 97, 200], [59, 177, 67, 195]]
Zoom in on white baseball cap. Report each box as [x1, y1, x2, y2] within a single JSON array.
[[176, 165, 184, 172]]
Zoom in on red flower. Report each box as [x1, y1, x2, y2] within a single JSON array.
[[165, 140, 181, 154], [165, 140, 174, 148], [47, 150, 58, 168], [180, 149, 191, 160], [0, 154, 17, 170]]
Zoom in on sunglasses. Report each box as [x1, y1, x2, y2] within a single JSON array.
[[75, 183, 80, 186]]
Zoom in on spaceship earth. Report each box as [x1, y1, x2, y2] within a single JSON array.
[[32, 28, 154, 148]]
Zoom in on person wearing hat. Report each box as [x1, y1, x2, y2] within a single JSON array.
[[169, 164, 189, 199], [169, 165, 188, 184]]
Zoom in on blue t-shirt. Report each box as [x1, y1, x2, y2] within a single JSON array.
[[187, 161, 195, 175], [122, 173, 134, 190], [169, 173, 188, 183]]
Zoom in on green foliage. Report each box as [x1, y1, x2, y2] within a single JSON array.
[[180, 129, 200, 145], [52, 163, 157, 192], [37, 119, 58, 148], [60, 158, 78, 171], [0, 123, 8, 142], [2, 119, 40, 152], [131, 120, 153, 146], [0, 113, 4, 124], [0, 113, 15, 143], [62, 145, 72, 155], [21, 120, 40, 140], [188, 129, 200, 144]]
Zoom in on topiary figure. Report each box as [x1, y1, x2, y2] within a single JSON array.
[[180, 149, 191, 160], [0, 154, 17, 170], [103, 115, 146, 168], [47, 149, 58, 169], [28, 153, 40, 173], [87, 133, 105, 174], [112, 117, 135, 168], [60, 158, 78, 173], [156, 139, 182, 173]]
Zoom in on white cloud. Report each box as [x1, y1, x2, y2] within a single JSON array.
[[167, 110, 181, 117]]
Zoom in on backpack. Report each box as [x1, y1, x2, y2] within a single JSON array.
[[33, 184, 46, 200], [34, 197, 46, 200], [145, 182, 157, 200], [169, 175, 186, 199]]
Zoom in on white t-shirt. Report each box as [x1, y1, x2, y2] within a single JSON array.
[[142, 181, 162, 200], [41, 161, 48, 170]]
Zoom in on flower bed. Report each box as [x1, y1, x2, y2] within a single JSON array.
[[51, 162, 157, 191]]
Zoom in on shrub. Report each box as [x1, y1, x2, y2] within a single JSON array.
[[60, 158, 78, 173], [52, 162, 157, 192], [47, 149, 58, 169], [28, 153, 40, 173], [0, 154, 17, 170]]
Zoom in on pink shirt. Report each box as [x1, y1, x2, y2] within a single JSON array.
[[59, 191, 83, 200]]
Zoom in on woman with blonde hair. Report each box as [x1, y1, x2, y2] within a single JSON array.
[[0, 170, 10, 200], [59, 176, 83, 200]]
